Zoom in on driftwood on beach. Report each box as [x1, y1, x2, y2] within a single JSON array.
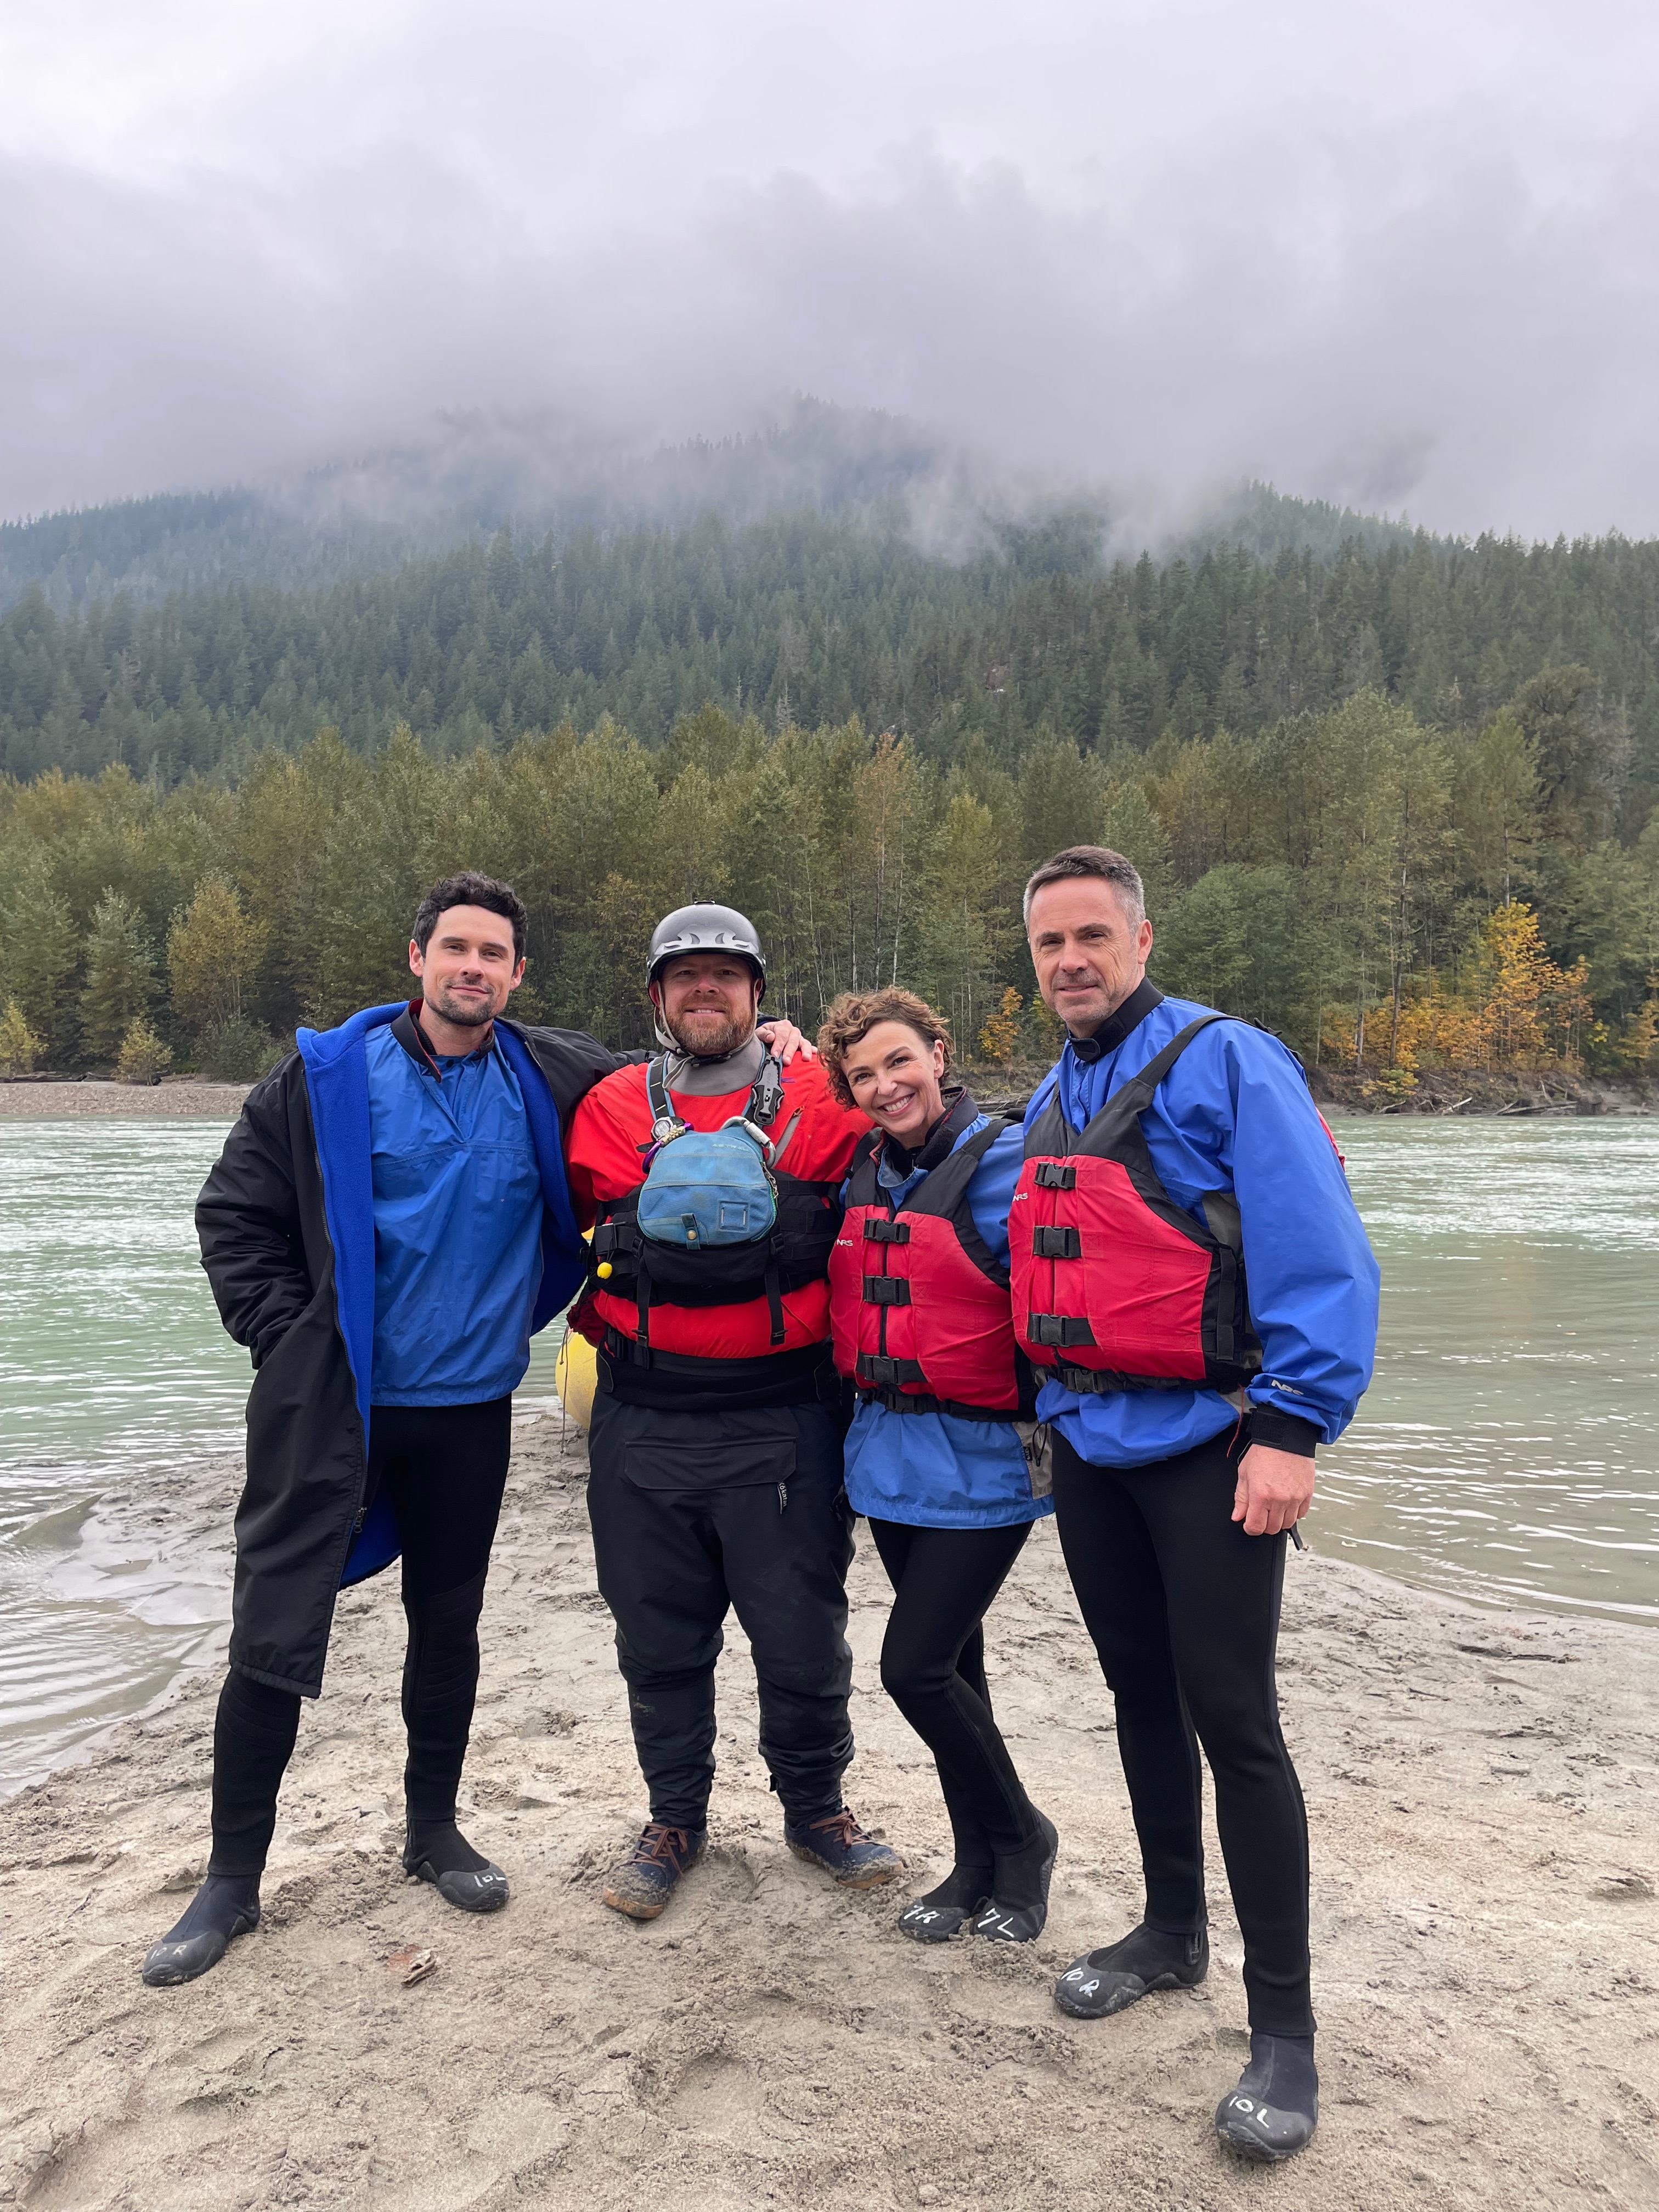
[[1, 1412, 1655, 2210]]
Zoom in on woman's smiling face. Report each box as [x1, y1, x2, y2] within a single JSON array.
[[841, 1020, 948, 1146]]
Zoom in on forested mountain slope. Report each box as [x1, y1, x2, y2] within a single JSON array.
[[3, 512, 1657, 800]]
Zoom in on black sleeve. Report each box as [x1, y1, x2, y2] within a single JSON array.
[[195, 1060, 314, 1367], [1248, 1408, 1321, 1458], [514, 1024, 640, 1124]]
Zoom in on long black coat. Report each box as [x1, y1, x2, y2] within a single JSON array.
[[198, 1011, 619, 1696]]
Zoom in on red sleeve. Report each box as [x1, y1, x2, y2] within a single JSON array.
[[566, 1066, 653, 1206], [776, 1058, 870, 1179]]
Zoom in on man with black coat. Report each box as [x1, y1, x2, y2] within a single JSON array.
[[141, 872, 804, 1986]]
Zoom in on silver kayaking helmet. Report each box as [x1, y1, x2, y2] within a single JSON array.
[[646, 902, 766, 1054]]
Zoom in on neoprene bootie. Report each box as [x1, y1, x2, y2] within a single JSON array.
[[142, 1872, 261, 1987], [403, 1819, 509, 1912], [897, 1863, 993, 1943], [1215, 2032, 1319, 2161], [1054, 1921, 1209, 2016], [972, 1812, 1058, 1944]]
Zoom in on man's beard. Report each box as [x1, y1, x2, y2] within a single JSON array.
[[427, 983, 496, 1029], [664, 1005, 753, 1059]]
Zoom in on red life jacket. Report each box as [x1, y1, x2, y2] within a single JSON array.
[[1011, 1014, 1262, 1395], [829, 1112, 1028, 1421]]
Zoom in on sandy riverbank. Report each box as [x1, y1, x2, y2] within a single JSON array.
[[0, 1082, 251, 1118], [2, 1413, 1656, 2212]]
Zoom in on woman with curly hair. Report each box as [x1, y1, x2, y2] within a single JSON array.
[[819, 987, 1057, 1943]]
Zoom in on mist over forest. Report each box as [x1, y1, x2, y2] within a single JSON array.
[[0, 405, 1655, 1099]]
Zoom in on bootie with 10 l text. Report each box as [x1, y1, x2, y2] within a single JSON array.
[[1214, 2032, 1318, 2162]]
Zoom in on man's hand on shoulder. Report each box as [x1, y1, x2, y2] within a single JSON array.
[[757, 1018, 816, 1063]]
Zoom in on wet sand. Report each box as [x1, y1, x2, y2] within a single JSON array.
[[1, 1411, 1656, 2211]]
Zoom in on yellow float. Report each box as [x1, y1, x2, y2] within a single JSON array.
[[553, 1325, 599, 1431]]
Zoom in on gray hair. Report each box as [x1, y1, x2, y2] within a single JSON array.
[[1022, 846, 1146, 927]]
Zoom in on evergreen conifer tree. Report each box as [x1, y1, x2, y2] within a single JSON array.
[[81, 891, 156, 1065]]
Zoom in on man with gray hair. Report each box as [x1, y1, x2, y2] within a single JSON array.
[[1013, 845, 1379, 2162]]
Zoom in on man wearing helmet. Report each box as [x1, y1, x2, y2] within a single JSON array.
[[566, 904, 902, 1917]]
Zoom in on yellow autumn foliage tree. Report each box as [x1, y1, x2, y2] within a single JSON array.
[[977, 986, 1024, 1065], [1325, 901, 1592, 1074]]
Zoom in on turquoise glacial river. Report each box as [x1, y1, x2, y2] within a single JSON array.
[[1, 1110, 1655, 1792]]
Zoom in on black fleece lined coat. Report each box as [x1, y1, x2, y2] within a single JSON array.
[[197, 1008, 622, 1697]]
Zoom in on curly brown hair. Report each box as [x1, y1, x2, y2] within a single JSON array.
[[816, 988, 954, 1108]]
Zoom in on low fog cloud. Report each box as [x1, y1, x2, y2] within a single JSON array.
[[4, 0, 1659, 537]]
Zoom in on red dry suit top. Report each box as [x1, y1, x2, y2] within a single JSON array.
[[567, 1054, 868, 1360], [830, 1110, 1025, 1418]]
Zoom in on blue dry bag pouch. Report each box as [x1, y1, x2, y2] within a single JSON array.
[[636, 1054, 781, 1250]]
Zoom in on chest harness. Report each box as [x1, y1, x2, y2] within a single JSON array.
[[591, 1052, 843, 1355]]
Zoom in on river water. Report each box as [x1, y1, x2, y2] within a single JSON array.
[[2, 1111, 1656, 1793]]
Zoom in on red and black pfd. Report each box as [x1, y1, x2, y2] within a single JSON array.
[[829, 1096, 1032, 1421], [1010, 1012, 1262, 1395]]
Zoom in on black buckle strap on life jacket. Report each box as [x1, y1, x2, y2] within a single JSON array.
[[858, 1353, 925, 1389], [862, 1275, 911, 1306], [1034, 1160, 1076, 1189], [1027, 1313, 1096, 1348], [1031, 1224, 1080, 1258], [857, 1383, 1020, 1424], [863, 1216, 910, 1244], [594, 1175, 842, 1322], [1053, 1361, 1191, 1395]]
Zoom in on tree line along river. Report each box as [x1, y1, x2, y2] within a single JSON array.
[[2, 1110, 1655, 1795]]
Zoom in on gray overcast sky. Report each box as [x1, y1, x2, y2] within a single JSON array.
[[4, 0, 1658, 535]]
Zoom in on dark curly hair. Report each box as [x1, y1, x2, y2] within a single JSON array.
[[816, 987, 953, 1108], [413, 872, 527, 962]]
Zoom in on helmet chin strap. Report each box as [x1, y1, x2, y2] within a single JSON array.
[[651, 983, 764, 1062], [656, 1022, 758, 1065]]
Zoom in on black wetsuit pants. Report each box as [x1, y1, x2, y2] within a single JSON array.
[[867, 1516, 1041, 1863], [585, 1390, 855, 1830], [207, 1397, 512, 1878], [1051, 1425, 1314, 2037]]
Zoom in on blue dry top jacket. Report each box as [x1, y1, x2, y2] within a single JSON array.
[[297, 1001, 586, 1582], [1025, 995, 1380, 1468], [842, 1112, 1054, 1530], [365, 1023, 548, 1406]]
